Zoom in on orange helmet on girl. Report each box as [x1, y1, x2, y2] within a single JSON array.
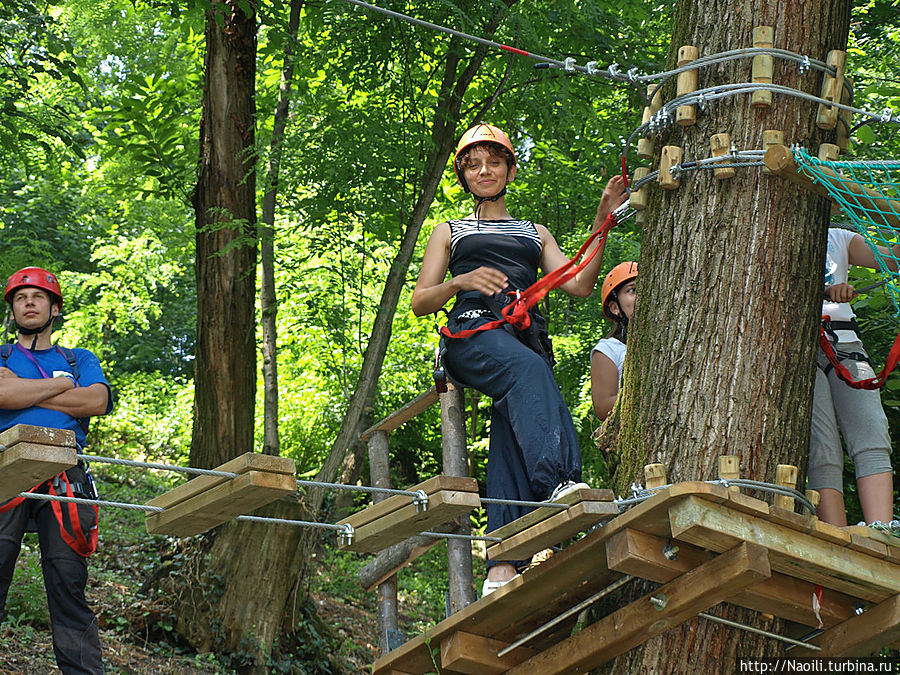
[[453, 123, 517, 194], [601, 261, 638, 321]]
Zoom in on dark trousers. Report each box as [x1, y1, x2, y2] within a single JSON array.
[[444, 320, 582, 569], [0, 498, 103, 675]]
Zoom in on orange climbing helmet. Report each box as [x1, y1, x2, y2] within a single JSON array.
[[601, 261, 638, 321], [453, 123, 517, 193], [5, 267, 63, 310]]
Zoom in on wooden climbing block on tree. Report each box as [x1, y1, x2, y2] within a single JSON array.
[[145, 470, 297, 537], [147, 452, 296, 511], [0, 425, 78, 502], [439, 631, 536, 674], [487, 499, 619, 561], [339, 479, 480, 554]]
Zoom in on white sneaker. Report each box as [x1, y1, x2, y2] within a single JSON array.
[[481, 574, 520, 597], [546, 480, 590, 503]]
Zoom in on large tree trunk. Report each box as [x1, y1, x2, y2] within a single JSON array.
[[604, 0, 850, 670], [181, 1, 281, 670]]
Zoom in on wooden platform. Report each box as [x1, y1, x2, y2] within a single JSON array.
[[337, 475, 480, 554], [145, 453, 297, 536], [0, 424, 77, 502], [372, 482, 900, 675]]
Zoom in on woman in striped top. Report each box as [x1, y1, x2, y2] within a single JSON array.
[[411, 123, 627, 594]]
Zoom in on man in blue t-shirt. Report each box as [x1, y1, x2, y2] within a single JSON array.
[[0, 267, 112, 675]]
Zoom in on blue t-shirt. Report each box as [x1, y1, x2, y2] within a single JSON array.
[[0, 344, 113, 446]]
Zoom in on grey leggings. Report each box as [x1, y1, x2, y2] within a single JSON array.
[[809, 340, 893, 492]]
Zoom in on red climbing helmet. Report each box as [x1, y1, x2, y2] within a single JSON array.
[[4, 267, 63, 310], [453, 123, 517, 193], [601, 261, 638, 320]]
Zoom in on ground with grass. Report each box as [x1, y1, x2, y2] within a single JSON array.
[[0, 465, 460, 674]]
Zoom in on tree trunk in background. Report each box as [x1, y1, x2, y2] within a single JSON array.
[[603, 1, 850, 670], [181, 2, 296, 670], [260, 0, 304, 458]]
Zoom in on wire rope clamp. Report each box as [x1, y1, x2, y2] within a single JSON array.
[[413, 489, 429, 513], [638, 85, 663, 160], [816, 49, 846, 131], [339, 522, 355, 547], [710, 133, 735, 180], [676, 45, 699, 127], [799, 54, 811, 75], [750, 26, 775, 109], [585, 60, 599, 76], [563, 57, 576, 73], [658, 147, 683, 190]]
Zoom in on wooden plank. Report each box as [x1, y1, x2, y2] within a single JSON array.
[[359, 384, 455, 441], [809, 518, 852, 546], [845, 525, 898, 558], [725, 491, 770, 517], [847, 531, 889, 558], [342, 489, 481, 554], [337, 475, 478, 531], [487, 500, 619, 561], [145, 471, 297, 537], [767, 506, 817, 533], [486, 488, 615, 541], [439, 631, 535, 674], [669, 496, 900, 602], [503, 543, 771, 674], [605, 528, 856, 628], [0, 443, 77, 502], [0, 424, 76, 449], [147, 453, 296, 510], [791, 593, 900, 657]]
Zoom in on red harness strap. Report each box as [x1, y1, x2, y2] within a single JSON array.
[[440, 211, 618, 340], [819, 316, 900, 390], [0, 473, 98, 557]]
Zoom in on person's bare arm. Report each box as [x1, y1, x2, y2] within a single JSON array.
[[0, 368, 74, 410], [37, 382, 110, 418], [590, 351, 621, 420], [847, 233, 900, 271]]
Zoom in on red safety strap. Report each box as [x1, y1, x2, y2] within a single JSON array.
[[48, 473, 98, 558], [819, 315, 900, 390], [441, 211, 618, 340]]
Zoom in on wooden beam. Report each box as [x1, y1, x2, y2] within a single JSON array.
[[147, 452, 296, 510], [791, 593, 900, 657], [669, 496, 900, 602], [341, 489, 481, 554], [338, 475, 478, 531], [145, 470, 297, 536], [487, 499, 619, 561], [359, 383, 455, 441], [486, 487, 614, 541], [605, 528, 856, 628], [0, 424, 76, 449], [503, 543, 771, 674], [0, 442, 77, 502], [763, 144, 900, 228], [439, 631, 536, 674]]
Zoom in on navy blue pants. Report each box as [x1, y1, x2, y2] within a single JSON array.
[[444, 318, 582, 569], [0, 498, 103, 674]]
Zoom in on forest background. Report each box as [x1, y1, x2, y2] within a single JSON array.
[[1, 0, 899, 672]]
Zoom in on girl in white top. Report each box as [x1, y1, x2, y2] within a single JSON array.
[[591, 262, 637, 420]]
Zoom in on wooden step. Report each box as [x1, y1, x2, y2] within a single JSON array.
[[338, 475, 480, 554], [0, 442, 77, 502], [146, 470, 297, 537], [0, 424, 76, 449], [486, 487, 615, 541]]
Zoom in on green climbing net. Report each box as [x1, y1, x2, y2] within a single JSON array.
[[795, 148, 900, 311]]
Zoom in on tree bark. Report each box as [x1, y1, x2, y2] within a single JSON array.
[[604, 1, 850, 671]]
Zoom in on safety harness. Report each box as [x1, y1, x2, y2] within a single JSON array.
[[0, 343, 99, 556], [818, 316, 900, 390]]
